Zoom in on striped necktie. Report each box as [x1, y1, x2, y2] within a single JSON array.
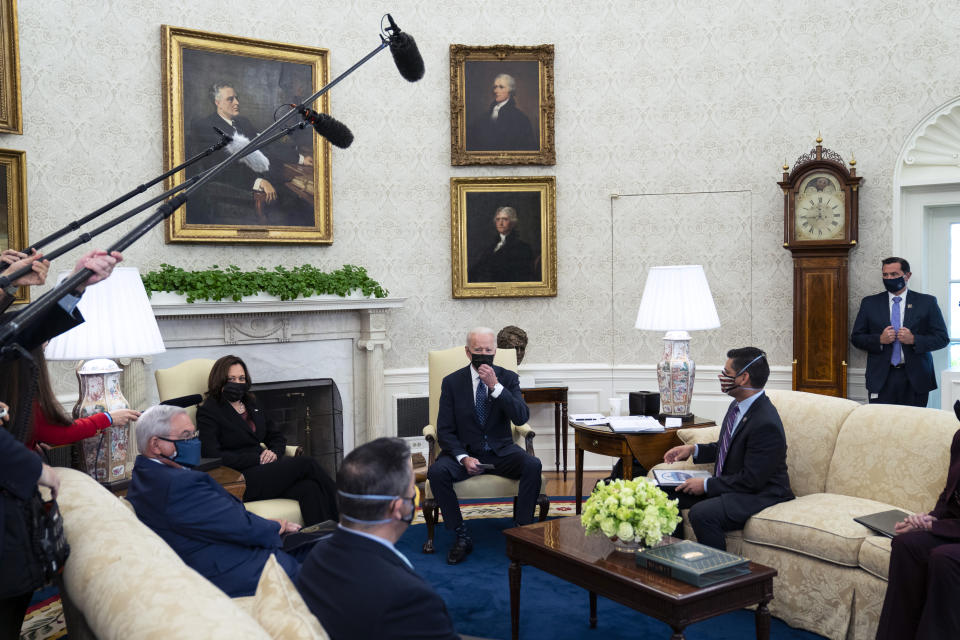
[[715, 400, 740, 475]]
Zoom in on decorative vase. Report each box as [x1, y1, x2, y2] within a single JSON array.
[[74, 358, 132, 483], [657, 331, 694, 418], [610, 536, 645, 554]]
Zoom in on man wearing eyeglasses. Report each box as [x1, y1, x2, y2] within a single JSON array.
[[126, 404, 308, 597]]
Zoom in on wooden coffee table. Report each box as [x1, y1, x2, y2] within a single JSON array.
[[504, 517, 775, 640]]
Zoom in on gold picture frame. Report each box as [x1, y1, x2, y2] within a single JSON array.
[[162, 26, 333, 244], [0, 0, 22, 135], [450, 44, 555, 166], [451, 176, 556, 298], [0, 148, 29, 303]]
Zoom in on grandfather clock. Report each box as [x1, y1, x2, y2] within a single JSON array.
[[779, 137, 861, 397]]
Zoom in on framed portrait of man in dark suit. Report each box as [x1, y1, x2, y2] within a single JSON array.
[[0, 148, 28, 303], [451, 176, 556, 298], [161, 26, 333, 244], [450, 44, 555, 166]]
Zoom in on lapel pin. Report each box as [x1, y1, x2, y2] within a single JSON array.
[[907, 304, 913, 309]]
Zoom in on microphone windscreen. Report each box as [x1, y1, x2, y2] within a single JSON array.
[[390, 32, 425, 82], [312, 113, 354, 149]]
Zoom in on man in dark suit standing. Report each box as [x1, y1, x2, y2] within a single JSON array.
[[851, 257, 948, 407], [426, 327, 541, 564], [662, 347, 794, 551], [127, 405, 306, 597], [296, 438, 460, 640]]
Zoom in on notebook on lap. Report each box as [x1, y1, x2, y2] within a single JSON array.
[[853, 509, 910, 538]]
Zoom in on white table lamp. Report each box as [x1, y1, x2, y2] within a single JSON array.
[[634, 265, 720, 419], [45, 267, 166, 482]]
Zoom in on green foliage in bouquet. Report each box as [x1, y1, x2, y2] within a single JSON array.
[[581, 477, 681, 547], [141, 263, 388, 303]]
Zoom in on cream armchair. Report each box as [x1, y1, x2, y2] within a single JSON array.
[[421, 346, 549, 553], [154, 358, 304, 525]]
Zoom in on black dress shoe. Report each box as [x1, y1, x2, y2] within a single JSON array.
[[446, 536, 474, 565]]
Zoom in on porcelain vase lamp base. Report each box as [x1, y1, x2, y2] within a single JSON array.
[[657, 331, 695, 420]]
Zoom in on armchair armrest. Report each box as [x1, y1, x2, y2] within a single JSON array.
[[286, 445, 303, 457], [513, 423, 536, 454], [423, 424, 438, 465]]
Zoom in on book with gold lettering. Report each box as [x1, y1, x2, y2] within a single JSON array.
[[635, 540, 750, 587]]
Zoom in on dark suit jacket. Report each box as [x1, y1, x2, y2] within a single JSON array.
[[850, 289, 949, 394], [296, 527, 459, 640], [197, 395, 286, 473], [186, 112, 274, 224], [437, 364, 530, 459], [468, 232, 536, 283], [929, 429, 960, 539], [126, 456, 298, 597], [0, 425, 43, 597], [694, 393, 794, 523], [466, 99, 537, 151]]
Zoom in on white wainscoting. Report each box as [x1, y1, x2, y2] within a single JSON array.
[[384, 363, 868, 471]]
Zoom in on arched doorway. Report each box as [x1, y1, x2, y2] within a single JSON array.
[[894, 96, 960, 409]]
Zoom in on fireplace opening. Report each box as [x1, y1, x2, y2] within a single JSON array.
[[251, 378, 343, 478]]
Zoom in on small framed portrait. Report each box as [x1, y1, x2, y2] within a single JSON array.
[[0, 149, 28, 303], [162, 26, 332, 244], [451, 176, 557, 298], [0, 0, 22, 135], [450, 44, 555, 166]]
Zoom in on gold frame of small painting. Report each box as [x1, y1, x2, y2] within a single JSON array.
[[0, 0, 22, 135], [451, 176, 557, 298], [0, 148, 28, 303], [161, 25, 333, 244], [450, 44, 555, 166]]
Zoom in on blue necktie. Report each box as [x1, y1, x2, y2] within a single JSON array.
[[715, 400, 739, 476], [475, 381, 489, 426], [891, 296, 902, 366]]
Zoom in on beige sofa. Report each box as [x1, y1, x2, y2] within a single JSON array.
[[53, 467, 328, 639], [653, 389, 957, 640]]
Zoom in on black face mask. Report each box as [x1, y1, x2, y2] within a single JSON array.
[[222, 382, 248, 402], [470, 353, 495, 370], [883, 276, 906, 294]]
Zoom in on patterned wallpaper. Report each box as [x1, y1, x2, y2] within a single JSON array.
[[9, 0, 960, 379]]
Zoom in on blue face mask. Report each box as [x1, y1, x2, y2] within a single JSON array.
[[159, 434, 202, 467]]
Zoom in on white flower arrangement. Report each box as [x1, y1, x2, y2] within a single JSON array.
[[581, 477, 681, 547]]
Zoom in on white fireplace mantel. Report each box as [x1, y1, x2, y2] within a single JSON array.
[[146, 294, 405, 453]]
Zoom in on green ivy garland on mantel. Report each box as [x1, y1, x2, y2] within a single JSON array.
[[141, 263, 389, 303]]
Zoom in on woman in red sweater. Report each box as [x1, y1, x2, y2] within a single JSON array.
[[0, 345, 139, 448]]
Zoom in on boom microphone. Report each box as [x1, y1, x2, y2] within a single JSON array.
[[299, 108, 354, 148], [385, 14, 425, 82]]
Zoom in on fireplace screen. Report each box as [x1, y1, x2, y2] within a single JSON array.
[[250, 378, 343, 478]]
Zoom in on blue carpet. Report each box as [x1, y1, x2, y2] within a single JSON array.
[[396, 517, 827, 640]]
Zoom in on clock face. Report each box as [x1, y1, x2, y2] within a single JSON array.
[[795, 173, 845, 241]]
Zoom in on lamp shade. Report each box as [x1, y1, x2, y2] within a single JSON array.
[[44, 267, 166, 360], [634, 265, 721, 332]]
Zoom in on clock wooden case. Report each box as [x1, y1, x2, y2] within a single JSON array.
[[778, 138, 861, 398]]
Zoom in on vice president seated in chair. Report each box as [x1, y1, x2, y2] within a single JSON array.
[[426, 326, 542, 565]]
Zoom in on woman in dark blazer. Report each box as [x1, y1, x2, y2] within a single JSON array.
[[196, 355, 337, 525], [876, 425, 960, 639]]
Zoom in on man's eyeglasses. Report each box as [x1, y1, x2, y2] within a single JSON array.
[[158, 431, 199, 443]]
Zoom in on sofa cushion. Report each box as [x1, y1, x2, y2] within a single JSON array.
[[858, 535, 892, 581], [677, 425, 720, 445], [744, 493, 904, 567], [245, 498, 304, 525], [765, 390, 858, 497], [825, 403, 956, 511], [234, 554, 329, 639]]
